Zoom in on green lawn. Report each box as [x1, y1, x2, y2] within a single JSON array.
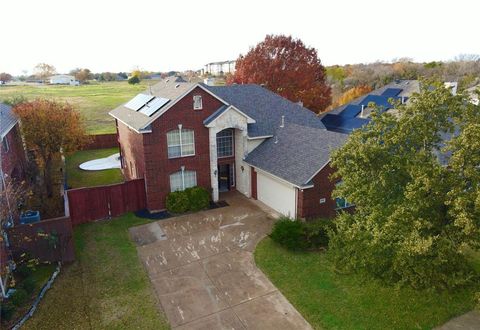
[[23, 213, 169, 330], [0, 81, 150, 134], [255, 237, 479, 330], [66, 148, 124, 188]]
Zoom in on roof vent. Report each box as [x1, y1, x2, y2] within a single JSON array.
[[297, 101, 303, 107], [280, 115, 285, 128], [274, 136, 278, 144], [360, 104, 365, 118], [175, 84, 180, 88]]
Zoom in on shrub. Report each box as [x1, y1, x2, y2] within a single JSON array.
[[166, 186, 210, 214], [16, 263, 33, 277], [22, 277, 37, 294], [304, 219, 335, 249], [270, 217, 307, 250], [166, 191, 190, 214], [185, 187, 210, 211], [270, 217, 334, 251], [128, 76, 140, 85], [11, 288, 28, 307], [0, 301, 15, 321]]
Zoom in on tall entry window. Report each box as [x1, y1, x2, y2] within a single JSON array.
[[167, 126, 195, 158], [216, 129, 233, 158]]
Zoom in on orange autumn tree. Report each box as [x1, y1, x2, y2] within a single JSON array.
[[331, 85, 373, 109], [228, 35, 331, 113], [14, 99, 89, 197]]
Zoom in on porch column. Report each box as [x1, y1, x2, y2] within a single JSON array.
[[209, 127, 219, 201]]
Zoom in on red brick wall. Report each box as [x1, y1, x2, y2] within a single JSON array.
[[117, 120, 145, 181], [251, 167, 257, 199], [132, 86, 224, 211], [82, 133, 118, 150], [1, 124, 26, 180], [297, 163, 338, 219]]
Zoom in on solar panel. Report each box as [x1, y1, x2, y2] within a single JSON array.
[[124, 94, 154, 111], [339, 104, 362, 118], [381, 88, 402, 98], [359, 95, 398, 110], [322, 114, 370, 133], [138, 97, 170, 117]]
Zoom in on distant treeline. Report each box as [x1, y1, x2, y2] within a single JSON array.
[[326, 55, 480, 107]]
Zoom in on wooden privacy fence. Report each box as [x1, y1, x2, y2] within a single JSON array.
[[83, 133, 118, 150], [7, 216, 75, 263], [67, 179, 146, 226]]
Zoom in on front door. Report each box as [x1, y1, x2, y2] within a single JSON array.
[[218, 164, 230, 192]]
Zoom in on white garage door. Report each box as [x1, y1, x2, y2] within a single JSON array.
[[257, 171, 297, 218]]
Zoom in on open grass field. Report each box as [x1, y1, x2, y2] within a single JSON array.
[[65, 147, 124, 188], [255, 237, 480, 330], [23, 213, 169, 330], [0, 81, 151, 134]]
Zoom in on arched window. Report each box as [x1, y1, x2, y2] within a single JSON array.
[[167, 128, 195, 158], [216, 129, 233, 158], [170, 168, 197, 192]]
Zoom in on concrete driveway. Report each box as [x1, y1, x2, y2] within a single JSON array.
[[130, 192, 312, 330]]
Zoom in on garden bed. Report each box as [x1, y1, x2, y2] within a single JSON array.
[[1, 263, 56, 329]]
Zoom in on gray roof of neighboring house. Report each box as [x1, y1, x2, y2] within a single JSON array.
[[201, 83, 325, 137], [109, 77, 195, 132], [245, 123, 348, 187], [0, 103, 18, 139], [325, 80, 420, 116]]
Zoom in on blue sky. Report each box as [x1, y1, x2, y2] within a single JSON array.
[[1, 0, 479, 75]]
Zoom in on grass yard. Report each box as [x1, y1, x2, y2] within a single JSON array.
[[0, 81, 150, 134], [255, 237, 479, 330], [23, 213, 169, 330], [66, 147, 124, 188]]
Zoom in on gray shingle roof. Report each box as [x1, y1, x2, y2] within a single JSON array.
[[245, 123, 348, 187], [0, 103, 18, 139], [109, 78, 195, 132], [201, 84, 325, 137]]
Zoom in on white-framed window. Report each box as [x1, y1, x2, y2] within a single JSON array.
[[167, 127, 195, 158], [1, 136, 9, 153], [216, 129, 233, 158], [193, 95, 203, 110], [170, 168, 197, 192]]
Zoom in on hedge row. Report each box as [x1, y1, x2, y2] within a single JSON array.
[[269, 217, 335, 251], [166, 186, 210, 214]]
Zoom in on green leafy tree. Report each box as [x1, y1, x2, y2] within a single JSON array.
[[329, 81, 480, 289], [128, 75, 140, 85]]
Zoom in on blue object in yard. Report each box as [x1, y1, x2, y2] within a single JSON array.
[[20, 210, 41, 224]]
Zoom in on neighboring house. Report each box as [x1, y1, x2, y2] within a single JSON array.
[[0, 103, 26, 298], [321, 80, 461, 134], [1, 103, 26, 185], [110, 77, 347, 219], [203, 60, 236, 76], [466, 84, 479, 105], [49, 74, 79, 85]]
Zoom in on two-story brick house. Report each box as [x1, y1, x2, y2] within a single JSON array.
[[0, 102, 27, 297], [1, 103, 26, 186], [110, 77, 347, 219]]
